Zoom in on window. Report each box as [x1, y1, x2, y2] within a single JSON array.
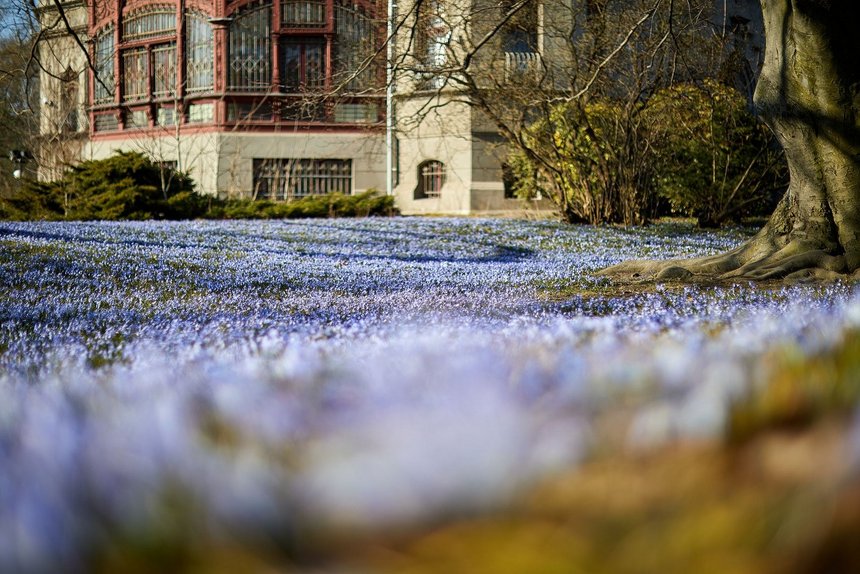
[[152, 43, 177, 97], [416, 160, 445, 198], [93, 27, 115, 104], [157, 107, 176, 126], [125, 109, 148, 129], [123, 6, 175, 41], [334, 2, 376, 92], [229, 3, 272, 91], [188, 103, 214, 123], [501, 0, 538, 53], [253, 158, 352, 200], [282, 41, 326, 91], [123, 47, 149, 101], [416, 0, 450, 88], [93, 113, 118, 132], [120, 7, 177, 101], [282, 0, 326, 27], [186, 13, 214, 93], [60, 68, 79, 132]]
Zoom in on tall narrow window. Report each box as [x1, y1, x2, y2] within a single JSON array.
[[123, 47, 149, 101], [229, 3, 272, 91], [93, 27, 115, 104], [186, 12, 214, 93], [282, 41, 326, 92], [60, 67, 79, 132], [334, 2, 375, 92], [152, 43, 177, 98], [416, 0, 450, 88]]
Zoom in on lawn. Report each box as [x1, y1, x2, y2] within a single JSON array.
[[1, 217, 859, 573]]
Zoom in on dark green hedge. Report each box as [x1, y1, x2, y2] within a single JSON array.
[[1, 151, 397, 221]]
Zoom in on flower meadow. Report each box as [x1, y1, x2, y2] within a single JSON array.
[[2, 217, 860, 571]]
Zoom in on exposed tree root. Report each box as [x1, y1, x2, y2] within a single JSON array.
[[598, 206, 855, 285]]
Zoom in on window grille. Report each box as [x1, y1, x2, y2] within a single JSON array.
[[281, 41, 326, 91], [152, 43, 177, 97], [334, 2, 375, 92], [282, 0, 326, 27], [229, 3, 272, 91], [123, 6, 176, 41], [93, 27, 115, 103], [417, 160, 445, 198], [186, 13, 214, 93], [122, 47, 149, 101], [253, 158, 352, 200]]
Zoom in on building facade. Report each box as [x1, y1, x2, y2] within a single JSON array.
[[37, 0, 764, 215]]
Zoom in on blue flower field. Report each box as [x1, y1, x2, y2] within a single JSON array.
[[2, 218, 860, 572]]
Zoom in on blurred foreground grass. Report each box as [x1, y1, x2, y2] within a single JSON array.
[[94, 329, 860, 574]]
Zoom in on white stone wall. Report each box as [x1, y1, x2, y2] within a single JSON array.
[[86, 130, 387, 198]]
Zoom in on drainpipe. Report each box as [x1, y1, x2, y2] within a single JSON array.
[[385, 0, 396, 196]]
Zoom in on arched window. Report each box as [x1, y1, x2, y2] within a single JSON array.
[[186, 12, 214, 93], [93, 26, 115, 104], [229, 2, 272, 91], [416, 160, 445, 199], [123, 6, 175, 40]]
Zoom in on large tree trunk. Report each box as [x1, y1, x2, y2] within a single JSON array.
[[601, 0, 860, 282]]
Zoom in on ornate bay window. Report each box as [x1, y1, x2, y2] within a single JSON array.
[[228, 2, 272, 91], [90, 0, 383, 135]]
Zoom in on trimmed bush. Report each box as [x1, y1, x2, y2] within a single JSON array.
[[1, 152, 397, 221], [209, 190, 397, 220]]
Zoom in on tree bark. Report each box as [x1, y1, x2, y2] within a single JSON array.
[[600, 0, 860, 282]]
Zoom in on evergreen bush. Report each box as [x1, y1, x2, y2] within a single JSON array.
[[12, 151, 203, 220]]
